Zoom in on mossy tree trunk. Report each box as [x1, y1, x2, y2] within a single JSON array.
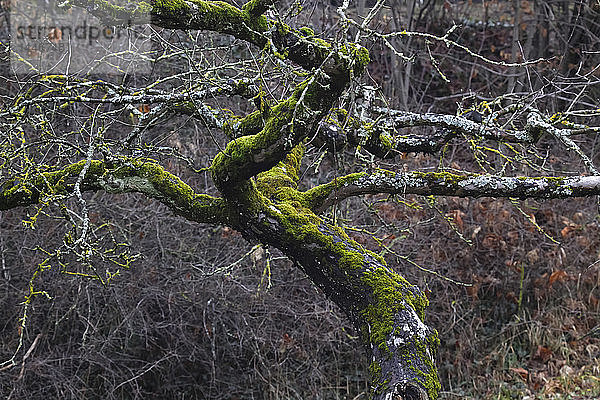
[[217, 144, 441, 399], [227, 185, 440, 399]]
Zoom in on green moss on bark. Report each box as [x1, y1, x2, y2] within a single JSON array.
[[151, 0, 269, 43], [153, 0, 188, 15], [359, 267, 428, 353], [211, 79, 322, 192], [369, 360, 383, 381], [1, 159, 226, 224]]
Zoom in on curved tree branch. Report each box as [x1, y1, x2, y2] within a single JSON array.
[[59, 0, 368, 197], [0, 159, 226, 224], [304, 170, 600, 212], [68, 0, 359, 78], [209, 74, 354, 194]]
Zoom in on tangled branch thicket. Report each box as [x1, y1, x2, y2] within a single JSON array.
[[1, 0, 600, 398]]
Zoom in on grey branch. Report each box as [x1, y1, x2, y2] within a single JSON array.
[[305, 171, 600, 212]]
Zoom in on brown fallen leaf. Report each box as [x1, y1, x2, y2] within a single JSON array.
[[549, 270, 569, 287], [509, 367, 529, 380]]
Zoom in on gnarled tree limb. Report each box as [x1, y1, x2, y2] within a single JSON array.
[[0, 158, 226, 224], [304, 170, 600, 212]]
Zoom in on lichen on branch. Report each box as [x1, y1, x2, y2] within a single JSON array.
[[304, 170, 600, 212], [0, 158, 226, 224]]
